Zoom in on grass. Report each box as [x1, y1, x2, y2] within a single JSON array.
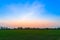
[[0, 30, 60, 40]]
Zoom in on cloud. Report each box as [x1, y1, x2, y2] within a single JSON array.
[[4, 0, 45, 20]]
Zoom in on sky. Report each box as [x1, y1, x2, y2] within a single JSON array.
[[0, 0, 60, 28]]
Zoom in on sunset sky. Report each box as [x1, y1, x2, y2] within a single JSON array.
[[0, 0, 60, 28]]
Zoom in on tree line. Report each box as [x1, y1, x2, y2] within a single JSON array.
[[0, 26, 60, 30]]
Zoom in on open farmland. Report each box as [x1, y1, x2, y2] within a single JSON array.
[[0, 30, 60, 40]]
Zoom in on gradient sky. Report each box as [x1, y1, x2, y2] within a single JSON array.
[[0, 0, 60, 28]]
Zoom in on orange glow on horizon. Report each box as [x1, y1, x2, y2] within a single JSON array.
[[0, 20, 58, 28]]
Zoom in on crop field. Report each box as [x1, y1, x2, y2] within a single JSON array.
[[0, 30, 60, 40]]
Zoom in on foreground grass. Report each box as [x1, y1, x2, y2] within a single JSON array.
[[0, 30, 60, 40]]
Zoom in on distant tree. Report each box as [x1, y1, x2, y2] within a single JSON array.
[[24, 27, 30, 30], [17, 27, 23, 30]]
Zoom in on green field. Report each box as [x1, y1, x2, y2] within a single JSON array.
[[0, 30, 60, 40]]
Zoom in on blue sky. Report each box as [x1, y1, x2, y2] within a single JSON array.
[[0, 0, 60, 28], [41, 0, 60, 16]]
